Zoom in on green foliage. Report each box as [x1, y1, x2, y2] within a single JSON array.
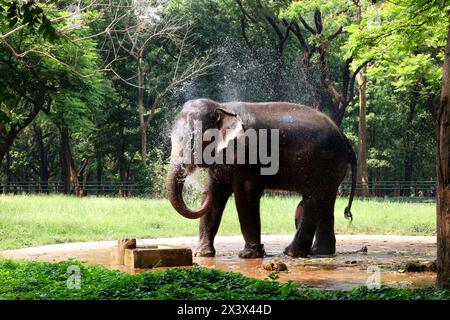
[[147, 148, 169, 197], [1, 258, 449, 300], [340, 0, 446, 181], [0, 0, 114, 152], [131, 154, 153, 196], [342, 70, 436, 181], [129, 148, 169, 197], [345, 0, 449, 62], [0, 0, 57, 40], [345, 0, 446, 96], [1, 0, 446, 189]]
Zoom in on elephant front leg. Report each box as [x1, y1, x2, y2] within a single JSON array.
[[195, 182, 232, 257], [284, 196, 319, 258], [234, 180, 265, 259], [294, 200, 304, 229]]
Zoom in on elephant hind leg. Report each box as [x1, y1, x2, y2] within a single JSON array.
[[311, 195, 337, 256], [285, 192, 337, 257], [284, 195, 319, 257]]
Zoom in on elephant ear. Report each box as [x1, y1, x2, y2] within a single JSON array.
[[216, 107, 245, 153]]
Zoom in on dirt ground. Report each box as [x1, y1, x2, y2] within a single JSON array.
[[0, 235, 437, 290]]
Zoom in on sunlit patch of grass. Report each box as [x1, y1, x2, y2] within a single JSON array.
[[0, 194, 436, 250]]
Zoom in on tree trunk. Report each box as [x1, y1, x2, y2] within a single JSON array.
[[403, 97, 417, 195], [59, 127, 81, 196], [34, 122, 49, 193], [77, 158, 89, 196], [137, 51, 147, 164], [82, 171, 90, 196], [437, 24, 450, 289], [118, 149, 127, 197], [0, 99, 44, 163], [356, 66, 369, 196], [125, 152, 135, 197], [3, 151, 12, 193], [60, 143, 71, 194], [96, 157, 103, 196], [126, 159, 132, 197], [0, 128, 18, 164], [354, 1, 369, 196]]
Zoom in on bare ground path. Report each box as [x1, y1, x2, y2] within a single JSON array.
[[0, 235, 437, 290]]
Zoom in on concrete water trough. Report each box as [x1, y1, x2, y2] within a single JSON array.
[[111, 238, 193, 268]]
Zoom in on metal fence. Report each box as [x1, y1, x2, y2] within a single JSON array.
[[0, 180, 437, 198], [0, 181, 137, 196], [339, 180, 436, 198]]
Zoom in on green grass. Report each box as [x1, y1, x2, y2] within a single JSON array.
[[0, 195, 436, 250], [0, 258, 448, 300]]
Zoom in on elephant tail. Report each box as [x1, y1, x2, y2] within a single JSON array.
[[344, 137, 357, 222]]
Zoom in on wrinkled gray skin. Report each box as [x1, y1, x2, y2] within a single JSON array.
[[167, 98, 356, 258]]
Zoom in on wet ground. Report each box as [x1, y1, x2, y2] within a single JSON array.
[[0, 235, 437, 290]]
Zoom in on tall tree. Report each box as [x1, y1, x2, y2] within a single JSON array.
[[234, 0, 293, 100], [281, 0, 369, 125], [100, 0, 215, 164], [356, 66, 369, 195], [33, 120, 50, 192], [232, 0, 367, 125], [347, 0, 449, 287], [0, 0, 107, 163], [437, 21, 450, 289], [353, 0, 369, 195]]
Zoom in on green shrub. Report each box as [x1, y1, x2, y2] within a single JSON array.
[[147, 148, 169, 198], [131, 148, 168, 197], [1, 258, 449, 300]]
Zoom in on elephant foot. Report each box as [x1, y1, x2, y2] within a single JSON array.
[[310, 245, 336, 256], [238, 243, 265, 259], [194, 244, 216, 257], [311, 236, 336, 256], [283, 244, 309, 258]]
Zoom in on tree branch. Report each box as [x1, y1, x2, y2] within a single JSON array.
[[298, 16, 317, 35]]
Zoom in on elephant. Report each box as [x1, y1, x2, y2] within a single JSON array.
[[166, 98, 356, 258]]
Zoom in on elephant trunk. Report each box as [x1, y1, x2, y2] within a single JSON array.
[[166, 162, 212, 219]]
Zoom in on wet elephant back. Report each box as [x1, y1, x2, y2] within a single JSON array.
[[221, 102, 349, 192]]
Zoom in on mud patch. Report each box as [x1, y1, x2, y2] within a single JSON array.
[[401, 261, 437, 273]]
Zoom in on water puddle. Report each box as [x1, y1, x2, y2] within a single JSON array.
[[0, 235, 437, 291]]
